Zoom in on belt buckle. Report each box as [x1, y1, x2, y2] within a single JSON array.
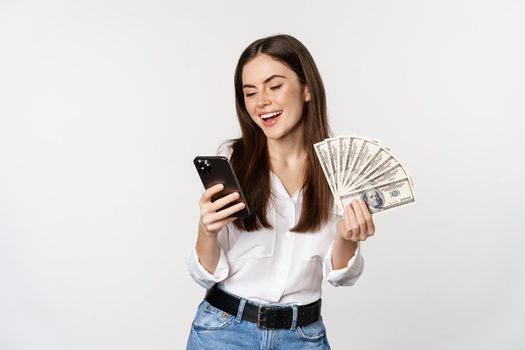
[[256, 306, 277, 329]]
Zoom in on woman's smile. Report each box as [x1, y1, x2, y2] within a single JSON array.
[[259, 110, 283, 127]]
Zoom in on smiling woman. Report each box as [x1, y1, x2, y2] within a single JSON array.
[[186, 34, 375, 350], [227, 35, 335, 234]]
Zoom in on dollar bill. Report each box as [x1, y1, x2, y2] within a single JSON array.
[[337, 136, 351, 191], [341, 137, 364, 188], [351, 154, 399, 189], [326, 138, 340, 194], [350, 162, 411, 192], [346, 139, 382, 189], [340, 177, 416, 214], [313, 140, 336, 197], [350, 147, 390, 188]]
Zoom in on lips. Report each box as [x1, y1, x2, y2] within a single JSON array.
[[259, 110, 283, 127]]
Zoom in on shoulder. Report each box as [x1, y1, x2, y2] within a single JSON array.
[[217, 139, 242, 160], [216, 139, 236, 160]]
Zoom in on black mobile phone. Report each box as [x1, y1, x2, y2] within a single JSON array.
[[193, 156, 251, 218]]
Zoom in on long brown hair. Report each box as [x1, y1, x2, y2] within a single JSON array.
[[226, 34, 333, 233]]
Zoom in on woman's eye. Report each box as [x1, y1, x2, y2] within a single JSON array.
[[245, 92, 256, 97], [270, 85, 282, 90]]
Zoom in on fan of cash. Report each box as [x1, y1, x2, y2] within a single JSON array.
[[314, 136, 416, 215]]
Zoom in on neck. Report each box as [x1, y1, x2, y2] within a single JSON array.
[[267, 122, 307, 169]]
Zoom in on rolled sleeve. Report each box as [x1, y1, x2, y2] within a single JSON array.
[[186, 224, 231, 289], [186, 246, 229, 289], [323, 240, 364, 287]]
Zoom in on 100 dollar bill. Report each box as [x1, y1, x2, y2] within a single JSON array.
[[340, 177, 416, 214], [351, 163, 411, 192]]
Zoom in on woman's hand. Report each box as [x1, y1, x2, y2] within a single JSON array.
[[336, 199, 376, 242], [199, 183, 246, 236]]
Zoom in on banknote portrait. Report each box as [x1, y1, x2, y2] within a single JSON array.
[[361, 188, 385, 213]]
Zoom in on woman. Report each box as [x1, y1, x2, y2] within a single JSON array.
[[186, 34, 376, 349]]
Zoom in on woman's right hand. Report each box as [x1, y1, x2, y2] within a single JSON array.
[[199, 183, 246, 236]]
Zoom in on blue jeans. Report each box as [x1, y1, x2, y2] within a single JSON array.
[[186, 295, 331, 349]]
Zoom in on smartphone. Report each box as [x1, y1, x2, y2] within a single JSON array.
[[193, 156, 251, 218]]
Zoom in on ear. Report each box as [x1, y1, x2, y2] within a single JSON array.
[[303, 85, 311, 102]]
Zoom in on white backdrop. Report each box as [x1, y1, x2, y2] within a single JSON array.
[[1, 0, 524, 349]]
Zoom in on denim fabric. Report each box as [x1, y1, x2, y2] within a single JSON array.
[[186, 298, 331, 349]]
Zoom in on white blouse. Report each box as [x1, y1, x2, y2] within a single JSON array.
[[186, 164, 365, 305]]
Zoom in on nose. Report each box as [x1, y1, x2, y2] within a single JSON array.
[[256, 90, 271, 108]]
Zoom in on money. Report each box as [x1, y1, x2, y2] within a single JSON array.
[[314, 135, 415, 214], [340, 178, 416, 213], [313, 141, 337, 197]]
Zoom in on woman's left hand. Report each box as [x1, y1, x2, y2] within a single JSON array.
[[336, 199, 375, 242]]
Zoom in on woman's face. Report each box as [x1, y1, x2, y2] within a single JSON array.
[[241, 54, 310, 141]]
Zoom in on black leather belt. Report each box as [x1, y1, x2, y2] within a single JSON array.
[[204, 284, 322, 329]]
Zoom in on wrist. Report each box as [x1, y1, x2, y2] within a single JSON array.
[[199, 219, 218, 238], [336, 230, 358, 246], [335, 220, 354, 242]]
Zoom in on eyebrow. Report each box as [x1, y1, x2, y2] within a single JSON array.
[[242, 74, 287, 89]]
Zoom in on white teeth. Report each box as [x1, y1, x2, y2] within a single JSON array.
[[260, 111, 282, 120]]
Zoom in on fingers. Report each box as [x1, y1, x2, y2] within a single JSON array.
[[200, 183, 225, 205], [344, 203, 359, 241], [201, 190, 244, 218], [199, 183, 245, 235], [352, 200, 368, 241], [202, 216, 237, 233], [199, 183, 237, 212], [200, 184, 244, 212], [202, 201, 246, 226], [358, 199, 375, 236], [343, 199, 376, 242], [208, 191, 240, 211]]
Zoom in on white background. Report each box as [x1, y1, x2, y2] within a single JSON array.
[[1, 0, 524, 349]]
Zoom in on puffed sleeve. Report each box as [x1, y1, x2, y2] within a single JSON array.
[[186, 224, 230, 289], [217, 139, 234, 158], [323, 240, 364, 287]]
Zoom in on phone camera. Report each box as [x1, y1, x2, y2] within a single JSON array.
[[197, 159, 212, 174]]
